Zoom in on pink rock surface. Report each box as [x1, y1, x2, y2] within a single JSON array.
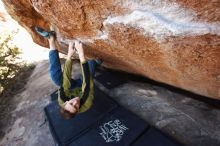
[[2, 0, 220, 99]]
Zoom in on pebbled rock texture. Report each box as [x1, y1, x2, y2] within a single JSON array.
[[2, 0, 220, 99]]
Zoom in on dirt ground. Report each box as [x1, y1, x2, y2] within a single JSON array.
[[0, 60, 220, 146]]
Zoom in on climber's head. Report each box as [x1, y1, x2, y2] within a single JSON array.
[[60, 97, 80, 119], [60, 108, 76, 119]]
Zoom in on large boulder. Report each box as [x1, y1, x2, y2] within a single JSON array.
[[2, 0, 220, 99]]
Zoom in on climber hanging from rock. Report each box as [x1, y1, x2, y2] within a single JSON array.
[[35, 27, 102, 119]]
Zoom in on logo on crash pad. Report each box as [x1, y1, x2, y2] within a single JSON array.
[[99, 119, 129, 143]]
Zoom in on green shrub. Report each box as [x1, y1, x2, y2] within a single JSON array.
[[0, 31, 35, 96]]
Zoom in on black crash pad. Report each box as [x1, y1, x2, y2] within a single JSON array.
[[45, 87, 118, 146], [70, 107, 149, 146], [94, 68, 127, 89], [46, 87, 182, 146], [131, 127, 182, 146]]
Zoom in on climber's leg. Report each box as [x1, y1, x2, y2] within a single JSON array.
[[49, 50, 63, 86], [35, 26, 63, 86], [88, 59, 102, 77], [48, 32, 63, 86]]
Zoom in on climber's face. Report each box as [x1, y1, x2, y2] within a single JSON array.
[[64, 97, 80, 114]]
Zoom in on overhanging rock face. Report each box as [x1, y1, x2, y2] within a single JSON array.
[[2, 0, 220, 99]]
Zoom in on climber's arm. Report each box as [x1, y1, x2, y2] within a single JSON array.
[[74, 41, 87, 101], [74, 41, 94, 112], [62, 42, 75, 92]]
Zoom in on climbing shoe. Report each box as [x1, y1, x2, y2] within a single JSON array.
[[95, 59, 103, 66], [35, 26, 55, 38]]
